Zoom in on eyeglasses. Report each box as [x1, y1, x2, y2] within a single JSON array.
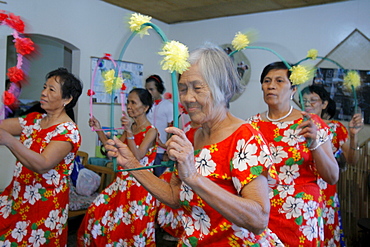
[[302, 98, 321, 105]]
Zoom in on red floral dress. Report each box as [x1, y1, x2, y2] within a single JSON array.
[[77, 125, 157, 247], [320, 120, 347, 246], [248, 113, 331, 247], [0, 112, 81, 246], [173, 123, 281, 246]]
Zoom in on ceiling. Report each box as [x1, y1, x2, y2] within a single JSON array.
[[103, 0, 348, 24]]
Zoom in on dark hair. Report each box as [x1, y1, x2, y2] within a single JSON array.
[[145, 75, 165, 94], [260, 61, 294, 87], [46, 68, 83, 111], [301, 85, 336, 119], [129, 88, 153, 114]]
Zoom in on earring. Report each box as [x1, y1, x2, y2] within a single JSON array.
[[63, 103, 66, 107], [290, 94, 294, 100]]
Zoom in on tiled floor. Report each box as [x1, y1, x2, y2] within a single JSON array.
[[67, 216, 178, 246]]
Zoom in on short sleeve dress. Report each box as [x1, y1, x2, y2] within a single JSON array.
[[0, 112, 81, 246], [77, 125, 157, 247], [247, 113, 331, 247], [320, 120, 348, 246], [175, 123, 281, 246]]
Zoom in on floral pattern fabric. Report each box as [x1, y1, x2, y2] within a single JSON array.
[[0, 112, 81, 247], [247, 113, 331, 247], [320, 120, 348, 247], [77, 125, 157, 247], [175, 123, 281, 246]]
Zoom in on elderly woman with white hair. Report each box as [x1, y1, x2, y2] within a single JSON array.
[[105, 43, 282, 246]]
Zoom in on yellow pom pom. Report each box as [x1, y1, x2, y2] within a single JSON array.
[[129, 13, 152, 37], [158, 41, 190, 74], [307, 49, 318, 60], [289, 65, 315, 85], [232, 32, 250, 51], [343, 70, 361, 91], [103, 69, 124, 94]]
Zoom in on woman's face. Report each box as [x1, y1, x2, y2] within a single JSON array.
[[145, 81, 161, 101], [40, 76, 68, 112], [261, 69, 295, 106], [178, 64, 214, 125], [126, 92, 148, 119], [302, 92, 328, 116]]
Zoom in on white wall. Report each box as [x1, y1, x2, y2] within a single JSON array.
[[1, 0, 370, 190]]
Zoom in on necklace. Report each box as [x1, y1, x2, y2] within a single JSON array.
[[133, 120, 149, 132], [266, 106, 293, 122]]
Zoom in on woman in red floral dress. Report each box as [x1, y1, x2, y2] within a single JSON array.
[[105, 44, 283, 246], [0, 68, 82, 246], [78, 88, 157, 246], [247, 62, 339, 247], [302, 85, 364, 246]]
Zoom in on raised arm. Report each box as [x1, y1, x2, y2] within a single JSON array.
[[0, 128, 72, 174], [299, 112, 339, 185], [165, 126, 271, 235], [105, 137, 181, 208], [341, 112, 364, 164]]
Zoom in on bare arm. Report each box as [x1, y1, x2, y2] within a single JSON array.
[[165, 126, 270, 235], [299, 112, 339, 184], [122, 128, 157, 160], [0, 128, 72, 174], [342, 112, 364, 164], [105, 137, 181, 208], [0, 117, 22, 135]]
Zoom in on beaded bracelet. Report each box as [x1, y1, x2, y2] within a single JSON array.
[[309, 136, 329, 151], [126, 136, 135, 140]]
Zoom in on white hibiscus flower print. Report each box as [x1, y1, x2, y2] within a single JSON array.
[[182, 216, 195, 236], [146, 221, 156, 238], [317, 178, 327, 190], [0, 195, 8, 207], [277, 184, 295, 199], [45, 210, 60, 230], [281, 128, 303, 146], [231, 224, 249, 239], [43, 169, 60, 186], [135, 204, 146, 220], [301, 217, 318, 241], [68, 129, 80, 143], [281, 196, 304, 219], [316, 129, 329, 144], [270, 145, 288, 164], [65, 122, 75, 130], [232, 176, 242, 194], [303, 200, 318, 220], [0, 199, 12, 218], [334, 225, 341, 241], [192, 206, 211, 235], [12, 180, 21, 199], [102, 210, 112, 226], [91, 223, 102, 238], [133, 235, 146, 247], [326, 207, 335, 225], [0, 240, 11, 247], [195, 149, 216, 176], [157, 208, 170, 226], [114, 207, 124, 223], [28, 229, 47, 247], [274, 121, 290, 129], [233, 138, 258, 171], [24, 183, 42, 205], [11, 221, 28, 241], [55, 125, 67, 134], [23, 138, 33, 148], [278, 164, 299, 184], [14, 163, 23, 177], [139, 156, 149, 167], [180, 183, 194, 201], [257, 143, 272, 166], [93, 194, 106, 206], [64, 152, 75, 166], [22, 125, 34, 137], [56, 223, 63, 236], [122, 212, 131, 225]]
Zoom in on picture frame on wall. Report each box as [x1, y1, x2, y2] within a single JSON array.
[[311, 68, 370, 124], [90, 57, 144, 104]]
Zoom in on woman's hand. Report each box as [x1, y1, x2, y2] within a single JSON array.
[[298, 112, 318, 148], [349, 112, 364, 135], [105, 137, 139, 169], [88, 115, 101, 129], [165, 127, 197, 182], [120, 113, 133, 131]]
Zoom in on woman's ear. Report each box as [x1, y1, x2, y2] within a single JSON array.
[[322, 100, 329, 110]]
